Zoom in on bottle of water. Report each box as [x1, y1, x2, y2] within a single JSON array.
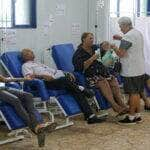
[[95, 48, 101, 62]]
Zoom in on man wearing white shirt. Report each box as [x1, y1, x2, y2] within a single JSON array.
[[113, 17, 145, 124], [21, 49, 107, 124]]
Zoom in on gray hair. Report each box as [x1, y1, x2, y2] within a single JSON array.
[[118, 17, 133, 28]]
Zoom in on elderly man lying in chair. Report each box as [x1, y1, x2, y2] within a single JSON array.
[[0, 75, 57, 147], [21, 48, 107, 124]]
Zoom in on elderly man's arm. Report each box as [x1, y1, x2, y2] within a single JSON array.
[[113, 34, 122, 40], [111, 39, 132, 58], [22, 63, 54, 81], [25, 74, 54, 81]]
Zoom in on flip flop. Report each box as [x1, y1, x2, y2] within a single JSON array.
[[37, 122, 57, 147], [44, 122, 57, 133], [37, 131, 46, 147], [116, 110, 128, 118]]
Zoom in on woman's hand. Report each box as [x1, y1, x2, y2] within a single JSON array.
[[84, 53, 99, 70], [92, 53, 99, 60]]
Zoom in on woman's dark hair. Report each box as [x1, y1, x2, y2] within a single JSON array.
[[78, 32, 93, 48]]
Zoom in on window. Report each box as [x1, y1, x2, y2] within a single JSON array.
[[119, 0, 134, 17], [0, 0, 36, 28], [110, 0, 118, 17], [110, 0, 149, 17], [0, 0, 12, 27]]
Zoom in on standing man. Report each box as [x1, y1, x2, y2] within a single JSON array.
[[113, 17, 145, 124]]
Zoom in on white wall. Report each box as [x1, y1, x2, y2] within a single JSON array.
[[0, 0, 111, 74], [88, 0, 110, 43], [0, 0, 89, 68]]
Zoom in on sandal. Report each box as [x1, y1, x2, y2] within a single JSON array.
[[36, 122, 57, 147], [37, 131, 46, 147], [116, 109, 128, 117], [43, 122, 57, 133]]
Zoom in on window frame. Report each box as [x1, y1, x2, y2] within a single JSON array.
[[147, 0, 150, 15], [0, 0, 37, 29], [110, 0, 150, 18]]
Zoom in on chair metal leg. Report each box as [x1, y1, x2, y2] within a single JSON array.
[[55, 117, 74, 130], [33, 99, 55, 122], [0, 135, 24, 146], [48, 97, 75, 130]]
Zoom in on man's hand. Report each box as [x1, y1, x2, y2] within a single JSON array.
[[110, 44, 119, 51], [41, 75, 54, 81], [113, 34, 122, 40], [28, 74, 36, 79], [26, 74, 54, 81], [65, 72, 76, 82], [24, 76, 33, 81]]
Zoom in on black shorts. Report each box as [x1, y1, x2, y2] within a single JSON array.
[[123, 75, 145, 94], [144, 74, 150, 83]]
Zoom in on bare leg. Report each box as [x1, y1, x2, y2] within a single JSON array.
[[96, 78, 124, 113], [129, 94, 141, 115], [108, 76, 127, 109], [140, 92, 150, 108]]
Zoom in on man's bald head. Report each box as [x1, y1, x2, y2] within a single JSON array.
[[21, 48, 35, 62]]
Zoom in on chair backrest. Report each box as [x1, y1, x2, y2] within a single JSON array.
[[52, 43, 74, 72], [1, 51, 23, 78], [51, 43, 88, 86]]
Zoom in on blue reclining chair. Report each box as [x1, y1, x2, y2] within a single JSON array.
[[0, 51, 53, 115], [0, 82, 44, 145], [0, 102, 25, 145], [0, 83, 31, 145], [51, 43, 111, 110], [0, 83, 25, 130], [0, 51, 81, 129]]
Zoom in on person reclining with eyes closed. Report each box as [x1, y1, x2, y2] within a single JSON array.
[[21, 48, 107, 124]]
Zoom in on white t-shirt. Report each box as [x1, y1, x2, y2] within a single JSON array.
[[120, 28, 145, 77], [22, 61, 65, 79]]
